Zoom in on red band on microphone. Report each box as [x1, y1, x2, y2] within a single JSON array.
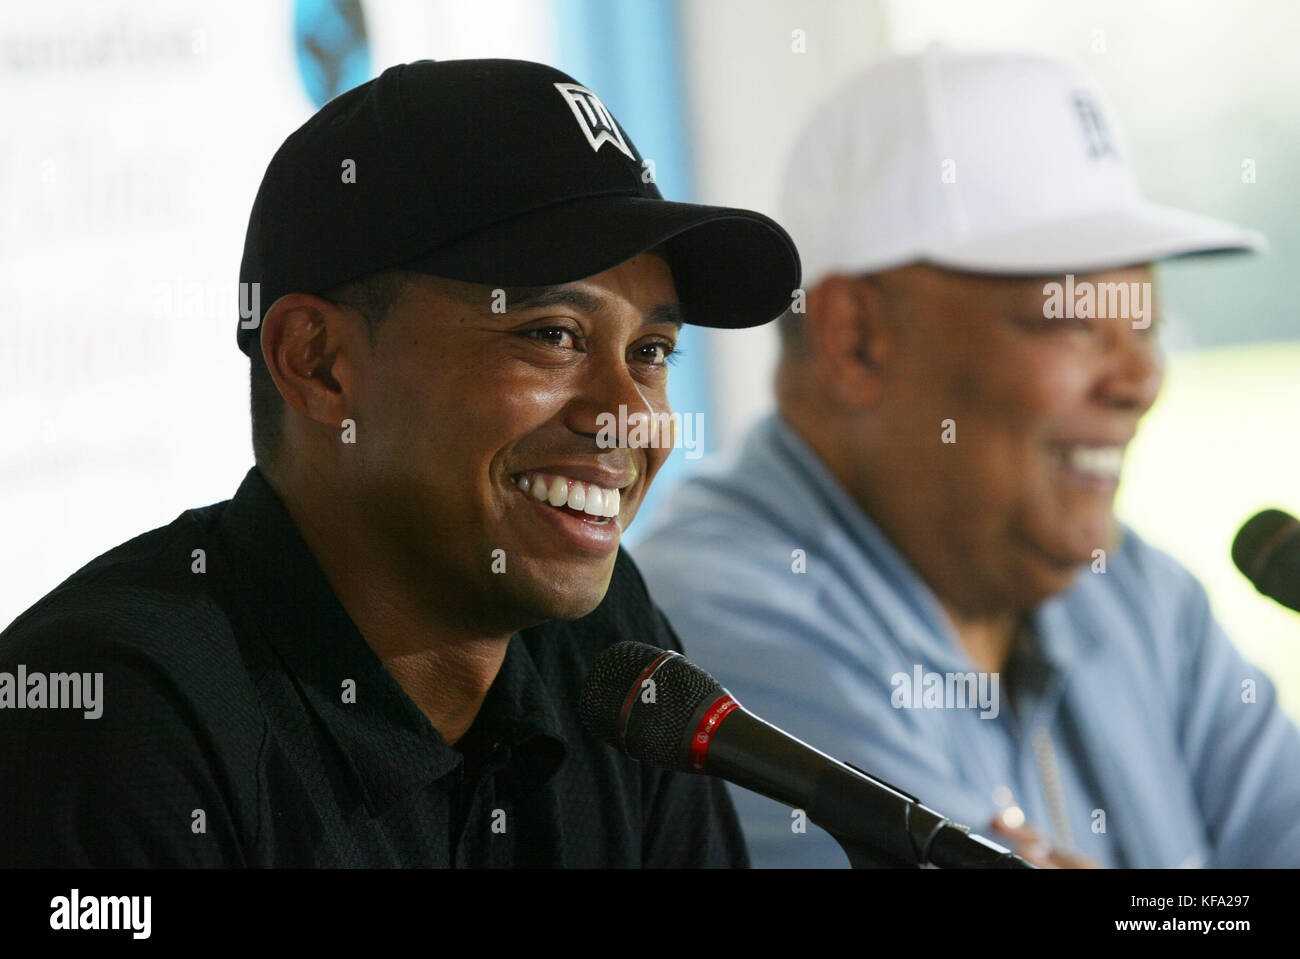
[[689, 693, 739, 772]]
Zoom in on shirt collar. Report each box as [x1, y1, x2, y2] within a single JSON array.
[[216, 466, 565, 816], [759, 413, 966, 661], [759, 413, 1096, 674], [458, 632, 567, 784]]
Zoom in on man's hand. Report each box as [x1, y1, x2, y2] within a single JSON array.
[[988, 817, 1103, 869]]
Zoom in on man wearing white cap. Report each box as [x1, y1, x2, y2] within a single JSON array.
[[632, 47, 1300, 867]]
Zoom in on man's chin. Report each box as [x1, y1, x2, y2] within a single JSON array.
[[1011, 527, 1111, 603], [1027, 504, 1119, 560], [508, 565, 616, 623], [1019, 562, 1084, 607], [530, 592, 609, 624]]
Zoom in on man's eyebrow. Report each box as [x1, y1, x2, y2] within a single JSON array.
[[500, 286, 684, 330], [504, 287, 603, 314], [644, 304, 684, 331]]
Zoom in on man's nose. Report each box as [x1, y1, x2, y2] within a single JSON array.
[[565, 356, 663, 446], [1099, 322, 1164, 413]]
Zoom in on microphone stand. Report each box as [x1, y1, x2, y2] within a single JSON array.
[[706, 706, 1036, 868], [815, 763, 1035, 869]]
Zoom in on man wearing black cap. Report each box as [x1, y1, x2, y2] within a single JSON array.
[[0, 59, 799, 867]]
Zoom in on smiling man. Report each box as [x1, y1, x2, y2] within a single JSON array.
[[633, 48, 1300, 868], [0, 59, 799, 867]]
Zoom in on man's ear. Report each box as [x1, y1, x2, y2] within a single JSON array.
[[804, 273, 892, 408], [259, 293, 362, 430]]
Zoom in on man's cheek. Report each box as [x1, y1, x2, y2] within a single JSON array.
[[1013, 353, 1094, 409], [473, 379, 563, 433]]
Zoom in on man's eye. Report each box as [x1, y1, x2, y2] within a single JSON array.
[[1013, 316, 1094, 333], [522, 326, 580, 348], [638, 340, 681, 366]]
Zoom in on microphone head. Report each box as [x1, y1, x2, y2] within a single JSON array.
[[579, 641, 724, 768], [1232, 508, 1300, 586]]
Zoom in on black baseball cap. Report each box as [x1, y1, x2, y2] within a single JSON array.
[[237, 58, 801, 356]]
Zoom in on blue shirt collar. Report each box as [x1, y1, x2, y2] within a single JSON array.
[[759, 412, 1095, 675]]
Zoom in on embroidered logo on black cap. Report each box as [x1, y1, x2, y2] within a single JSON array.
[[554, 82, 635, 161]]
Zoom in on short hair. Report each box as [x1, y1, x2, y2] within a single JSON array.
[[249, 270, 414, 469]]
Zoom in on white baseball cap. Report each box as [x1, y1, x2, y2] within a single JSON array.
[[780, 45, 1266, 287]]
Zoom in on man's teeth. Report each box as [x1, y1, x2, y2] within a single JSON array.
[[513, 473, 621, 517], [1063, 445, 1124, 479]]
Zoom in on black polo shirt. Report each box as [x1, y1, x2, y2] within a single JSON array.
[[0, 467, 748, 867]]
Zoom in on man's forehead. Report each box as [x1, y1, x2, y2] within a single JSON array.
[[958, 264, 1152, 287], [506, 286, 682, 327], [411, 272, 684, 328], [898, 264, 1154, 301]]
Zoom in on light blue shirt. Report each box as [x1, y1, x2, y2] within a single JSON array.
[[632, 412, 1300, 867]]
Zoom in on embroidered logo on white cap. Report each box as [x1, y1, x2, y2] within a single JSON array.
[[1070, 91, 1118, 161], [554, 82, 634, 160]]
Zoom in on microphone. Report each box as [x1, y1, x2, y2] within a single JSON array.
[[579, 641, 1033, 869], [1232, 509, 1300, 614]]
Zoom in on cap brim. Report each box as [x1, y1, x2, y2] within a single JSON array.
[[399, 195, 801, 329], [924, 202, 1267, 275]]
